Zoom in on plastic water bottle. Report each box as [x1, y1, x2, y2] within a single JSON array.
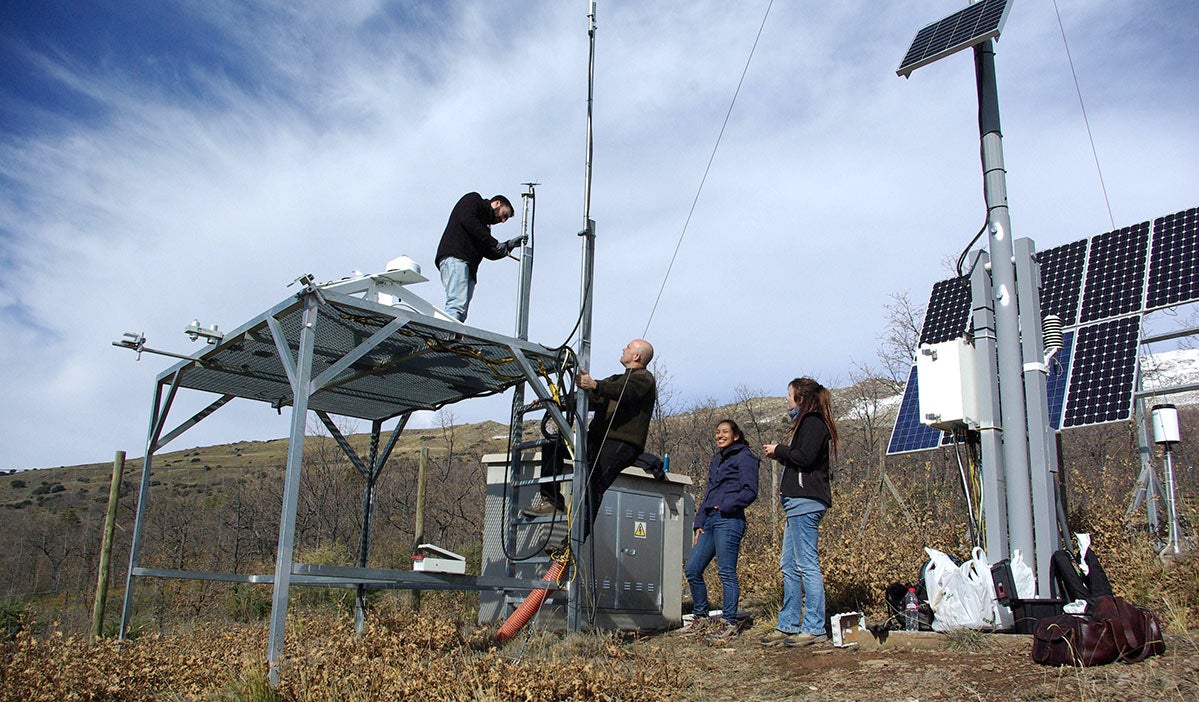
[[662, 453, 670, 473], [903, 587, 920, 631]]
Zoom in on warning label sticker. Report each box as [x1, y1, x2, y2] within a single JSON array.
[[633, 521, 647, 538]]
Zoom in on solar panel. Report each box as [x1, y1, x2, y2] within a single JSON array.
[[1045, 330, 1074, 429], [1078, 221, 1150, 323], [886, 204, 1197, 454], [897, 0, 1013, 77], [1146, 207, 1199, 310], [165, 290, 563, 422], [1062, 317, 1141, 427], [919, 277, 972, 345], [887, 365, 946, 454], [1037, 239, 1087, 327]]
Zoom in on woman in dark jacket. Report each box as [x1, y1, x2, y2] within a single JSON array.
[[759, 377, 839, 647], [680, 419, 760, 639]]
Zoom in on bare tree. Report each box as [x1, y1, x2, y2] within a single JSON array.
[[877, 290, 924, 384], [840, 360, 904, 487]]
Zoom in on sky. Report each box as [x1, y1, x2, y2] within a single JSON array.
[[1, 1, 1196, 471]]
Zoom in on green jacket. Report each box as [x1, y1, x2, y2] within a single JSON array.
[[587, 367, 656, 451]]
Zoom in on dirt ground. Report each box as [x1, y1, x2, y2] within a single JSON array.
[[651, 627, 1199, 702]]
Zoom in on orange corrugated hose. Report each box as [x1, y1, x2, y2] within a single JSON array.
[[495, 556, 567, 643]]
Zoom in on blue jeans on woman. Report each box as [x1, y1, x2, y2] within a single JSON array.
[[684, 511, 746, 624], [776, 504, 826, 635]]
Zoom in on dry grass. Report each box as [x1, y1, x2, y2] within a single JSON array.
[[0, 603, 682, 701]]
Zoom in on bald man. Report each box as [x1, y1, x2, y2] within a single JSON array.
[[525, 339, 657, 546]]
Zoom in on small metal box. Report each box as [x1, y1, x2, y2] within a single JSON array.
[[411, 543, 466, 574]]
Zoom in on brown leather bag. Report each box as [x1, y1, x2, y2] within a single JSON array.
[[1105, 596, 1166, 662], [1031, 595, 1165, 667]]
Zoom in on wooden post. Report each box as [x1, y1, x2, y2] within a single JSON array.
[[92, 450, 125, 640], [411, 446, 428, 611]]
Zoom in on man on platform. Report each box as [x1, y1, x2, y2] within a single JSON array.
[[434, 192, 525, 322]]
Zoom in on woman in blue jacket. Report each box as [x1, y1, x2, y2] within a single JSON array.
[[681, 419, 760, 639]]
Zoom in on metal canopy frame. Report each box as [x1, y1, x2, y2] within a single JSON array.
[[117, 280, 574, 685]]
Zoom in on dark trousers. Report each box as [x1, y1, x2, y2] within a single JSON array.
[[1050, 549, 1113, 601], [540, 436, 640, 544]]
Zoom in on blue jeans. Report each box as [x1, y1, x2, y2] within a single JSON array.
[[777, 508, 826, 635], [684, 512, 746, 624], [438, 257, 474, 322]]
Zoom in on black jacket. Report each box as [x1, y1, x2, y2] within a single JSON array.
[[776, 412, 832, 508], [434, 192, 508, 279]]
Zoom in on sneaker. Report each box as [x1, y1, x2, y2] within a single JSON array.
[[784, 633, 829, 647], [521, 501, 563, 518], [759, 629, 791, 646], [675, 616, 710, 637], [706, 620, 739, 640]]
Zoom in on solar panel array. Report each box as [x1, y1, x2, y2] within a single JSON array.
[[897, 0, 1013, 77], [888, 205, 1199, 454], [161, 290, 564, 422]]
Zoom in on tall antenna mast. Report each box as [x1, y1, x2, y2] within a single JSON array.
[[568, 0, 599, 633]]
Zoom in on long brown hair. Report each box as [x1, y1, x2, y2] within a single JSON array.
[[783, 377, 839, 460]]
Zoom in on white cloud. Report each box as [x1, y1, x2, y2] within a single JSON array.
[[0, 0, 1196, 469]]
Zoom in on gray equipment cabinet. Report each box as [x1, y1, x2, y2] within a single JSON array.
[[480, 452, 693, 631]]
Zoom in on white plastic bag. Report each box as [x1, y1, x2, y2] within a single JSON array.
[[922, 547, 958, 609], [1009, 548, 1036, 600], [926, 547, 1002, 631]]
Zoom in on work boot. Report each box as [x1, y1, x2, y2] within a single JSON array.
[[521, 500, 563, 519], [759, 629, 791, 646]]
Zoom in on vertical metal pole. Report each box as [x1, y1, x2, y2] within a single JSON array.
[[970, 250, 1007, 561], [412, 446, 429, 611], [92, 450, 126, 640], [268, 294, 319, 687], [508, 184, 537, 505], [974, 39, 1034, 567], [120, 374, 180, 639], [1163, 447, 1181, 555], [515, 184, 536, 343], [1130, 394, 1163, 533], [568, 0, 598, 633], [1015, 238, 1062, 594]]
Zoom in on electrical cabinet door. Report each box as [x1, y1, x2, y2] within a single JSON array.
[[593, 489, 664, 613]]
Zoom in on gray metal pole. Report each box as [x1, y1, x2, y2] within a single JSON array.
[[92, 450, 126, 640], [508, 184, 536, 497], [1163, 446, 1181, 555], [970, 250, 1008, 561], [1015, 238, 1062, 594], [119, 374, 180, 639], [568, 1, 598, 634], [268, 294, 319, 687], [515, 184, 535, 343], [974, 39, 1034, 565], [1131, 395, 1163, 533], [412, 446, 428, 611]]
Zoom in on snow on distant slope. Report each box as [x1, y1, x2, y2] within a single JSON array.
[[1139, 348, 1199, 407]]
